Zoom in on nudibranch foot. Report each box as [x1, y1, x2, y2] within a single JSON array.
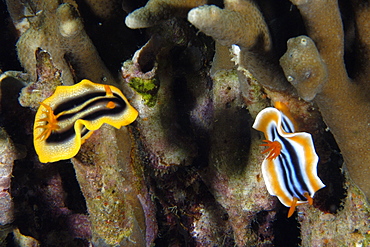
[[260, 140, 282, 160]]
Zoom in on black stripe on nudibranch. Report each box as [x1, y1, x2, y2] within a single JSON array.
[[53, 92, 106, 115], [281, 115, 294, 133], [278, 130, 311, 200], [252, 104, 325, 217], [272, 130, 307, 201], [56, 95, 127, 121], [81, 103, 126, 121], [34, 79, 138, 163], [277, 154, 295, 198], [46, 95, 127, 144], [46, 101, 127, 144], [46, 126, 76, 143]]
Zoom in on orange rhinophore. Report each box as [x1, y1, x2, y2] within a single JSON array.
[[34, 79, 138, 163], [252, 103, 325, 217]]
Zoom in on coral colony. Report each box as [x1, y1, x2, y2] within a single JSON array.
[[0, 0, 369, 246]]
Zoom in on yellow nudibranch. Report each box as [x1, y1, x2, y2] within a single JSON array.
[[34, 79, 138, 163], [252, 102, 325, 218]]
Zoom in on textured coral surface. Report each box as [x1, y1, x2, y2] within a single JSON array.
[[0, 0, 369, 246]]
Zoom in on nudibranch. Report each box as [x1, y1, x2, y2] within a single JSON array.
[[252, 102, 325, 217], [34, 79, 138, 163]]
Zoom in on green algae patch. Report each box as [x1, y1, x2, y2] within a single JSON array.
[[129, 77, 159, 107], [363, 233, 370, 247]]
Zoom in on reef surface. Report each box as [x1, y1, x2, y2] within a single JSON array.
[[0, 0, 369, 246]]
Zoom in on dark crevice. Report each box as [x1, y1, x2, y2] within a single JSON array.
[[273, 208, 301, 247]]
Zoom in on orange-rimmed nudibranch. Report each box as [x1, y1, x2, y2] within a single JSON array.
[[34, 79, 138, 163], [252, 102, 325, 218]]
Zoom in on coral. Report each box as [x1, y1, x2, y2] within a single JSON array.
[[13, 1, 114, 85], [280, 0, 370, 199], [187, 2, 270, 50], [280, 36, 327, 101], [203, 69, 277, 245], [12, 228, 40, 246], [71, 125, 153, 246], [187, 0, 292, 92], [1, 0, 370, 246], [35, 166, 92, 244], [124, 0, 370, 245], [121, 38, 197, 170], [0, 128, 18, 244], [125, 0, 207, 29], [298, 180, 370, 246], [18, 49, 62, 109], [2, 1, 151, 245]]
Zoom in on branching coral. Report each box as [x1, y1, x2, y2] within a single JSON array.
[[280, 0, 370, 199], [125, 0, 207, 29], [280, 36, 327, 101], [204, 69, 277, 245], [71, 125, 153, 246], [188, 1, 271, 51], [0, 128, 18, 244], [184, 0, 369, 198], [2, 1, 151, 245], [123, 0, 370, 245], [121, 36, 197, 171], [12, 1, 114, 85], [1, 0, 370, 246], [18, 49, 62, 109], [188, 0, 292, 92]]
